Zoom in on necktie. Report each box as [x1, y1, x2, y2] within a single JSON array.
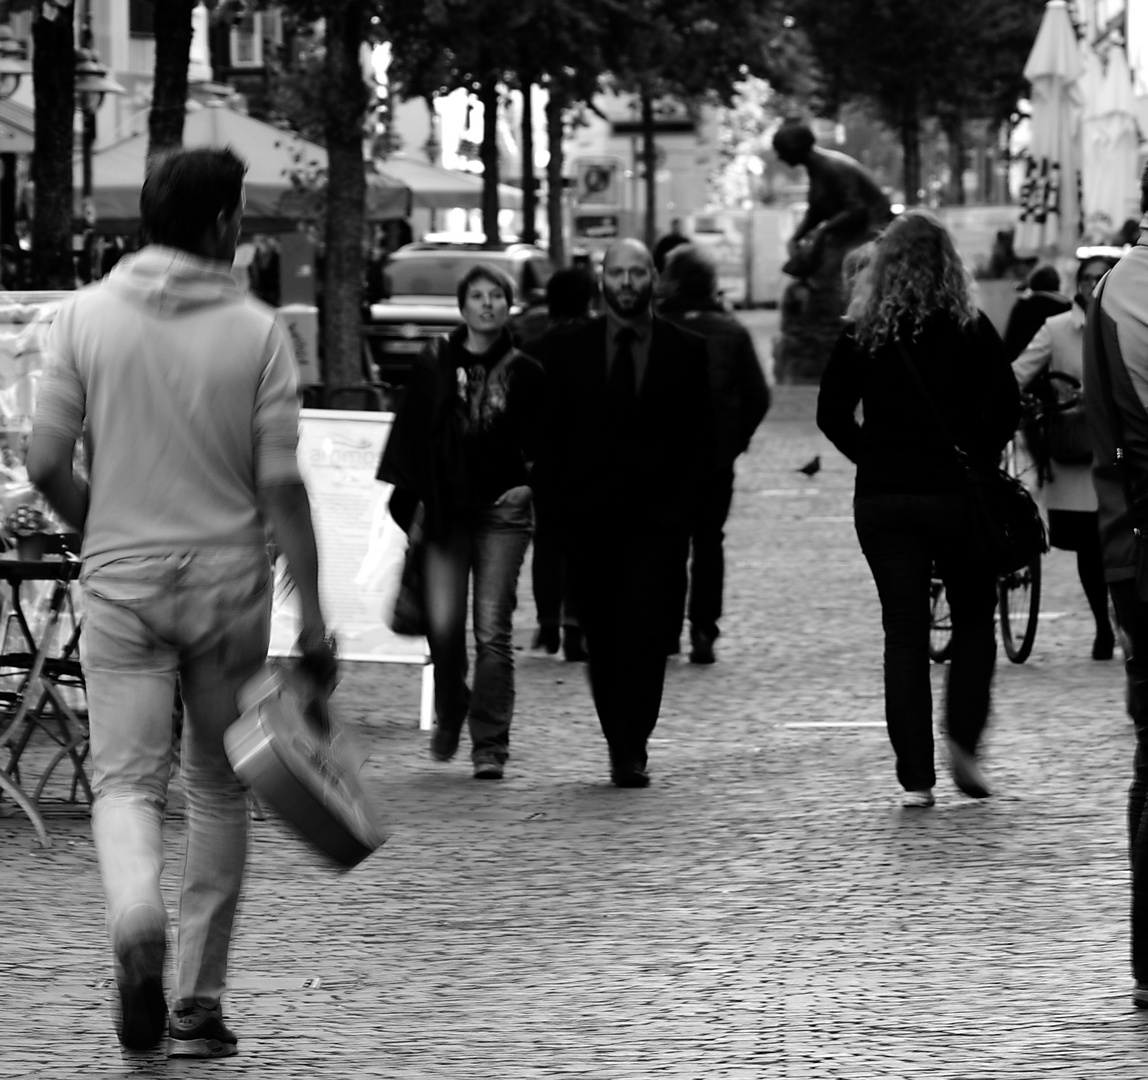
[[610, 327, 636, 417]]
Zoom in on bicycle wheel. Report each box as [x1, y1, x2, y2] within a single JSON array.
[[929, 577, 953, 663], [998, 557, 1042, 663]]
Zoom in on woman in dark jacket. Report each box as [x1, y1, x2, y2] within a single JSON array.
[[817, 209, 1021, 808], [378, 264, 546, 779]]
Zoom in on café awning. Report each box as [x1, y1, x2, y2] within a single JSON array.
[[373, 153, 523, 211], [77, 102, 410, 233]]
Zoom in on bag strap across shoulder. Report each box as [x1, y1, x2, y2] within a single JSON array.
[[892, 339, 971, 468]]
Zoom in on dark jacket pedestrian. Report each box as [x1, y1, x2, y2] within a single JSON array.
[[534, 240, 713, 787], [378, 264, 547, 779], [1002, 263, 1072, 361], [657, 243, 770, 662], [817, 209, 1020, 809], [520, 267, 599, 662]]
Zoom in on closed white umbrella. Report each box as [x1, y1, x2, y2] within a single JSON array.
[[1079, 40, 1107, 241], [1129, 0, 1148, 153], [1083, 44, 1141, 242], [1016, 0, 1083, 257]]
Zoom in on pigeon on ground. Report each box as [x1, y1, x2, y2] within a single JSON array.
[[796, 455, 821, 477]]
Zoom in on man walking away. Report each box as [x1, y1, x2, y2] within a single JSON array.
[[535, 239, 712, 786], [1084, 164, 1148, 1012], [658, 244, 770, 663], [27, 147, 334, 1058]]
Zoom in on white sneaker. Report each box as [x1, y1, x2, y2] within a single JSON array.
[[901, 789, 935, 808]]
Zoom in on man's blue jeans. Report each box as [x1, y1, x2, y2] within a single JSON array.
[[81, 547, 271, 1012], [424, 491, 533, 764]]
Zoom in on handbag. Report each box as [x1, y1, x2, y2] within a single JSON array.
[[1028, 368, 1091, 465], [894, 341, 1047, 575], [389, 505, 428, 637]]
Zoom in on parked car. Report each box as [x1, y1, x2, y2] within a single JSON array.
[[364, 240, 555, 386]]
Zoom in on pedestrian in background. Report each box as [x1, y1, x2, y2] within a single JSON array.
[[653, 217, 690, 274], [27, 147, 335, 1058], [817, 209, 1020, 808], [522, 266, 599, 662], [534, 239, 712, 787], [1013, 254, 1118, 660], [1002, 263, 1071, 362], [378, 264, 546, 780], [657, 243, 770, 664], [1083, 167, 1148, 1010]]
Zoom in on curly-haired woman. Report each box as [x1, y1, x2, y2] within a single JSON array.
[[816, 210, 1021, 808]]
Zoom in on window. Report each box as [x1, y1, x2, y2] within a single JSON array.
[[230, 13, 264, 69]]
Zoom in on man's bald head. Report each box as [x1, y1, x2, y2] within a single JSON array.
[[602, 239, 655, 319]]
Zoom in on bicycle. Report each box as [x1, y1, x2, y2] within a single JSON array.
[[930, 373, 1078, 665]]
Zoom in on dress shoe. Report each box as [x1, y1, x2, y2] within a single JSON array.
[[473, 758, 504, 780], [532, 626, 560, 655], [947, 738, 990, 799], [611, 764, 650, 788], [562, 627, 588, 663], [689, 630, 716, 665], [1092, 629, 1116, 661], [1134, 982, 1148, 1009]]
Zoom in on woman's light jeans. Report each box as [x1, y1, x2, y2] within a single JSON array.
[[81, 547, 271, 1012], [424, 491, 533, 764]]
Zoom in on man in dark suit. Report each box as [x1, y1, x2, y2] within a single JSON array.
[[535, 239, 712, 787]]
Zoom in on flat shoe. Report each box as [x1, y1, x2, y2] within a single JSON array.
[[901, 789, 935, 808], [948, 739, 991, 799]]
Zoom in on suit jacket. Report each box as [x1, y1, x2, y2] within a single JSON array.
[[534, 314, 713, 544]]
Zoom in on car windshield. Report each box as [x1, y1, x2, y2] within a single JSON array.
[[384, 253, 552, 298]]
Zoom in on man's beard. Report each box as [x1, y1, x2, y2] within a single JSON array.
[[603, 281, 653, 319]]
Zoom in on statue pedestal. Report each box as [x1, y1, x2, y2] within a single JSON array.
[[773, 277, 847, 384]]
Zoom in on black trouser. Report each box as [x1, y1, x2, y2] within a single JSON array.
[[567, 526, 679, 768], [669, 466, 736, 645], [531, 500, 578, 630], [1110, 580, 1148, 982], [854, 491, 999, 792]]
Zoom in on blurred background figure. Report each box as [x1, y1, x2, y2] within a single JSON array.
[[653, 217, 690, 274], [523, 266, 600, 662], [658, 244, 770, 664], [1012, 254, 1118, 660], [1002, 263, 1071, 362]]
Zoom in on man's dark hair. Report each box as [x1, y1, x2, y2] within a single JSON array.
[[772, 120, 816, 158], [659, 244, 718, 308], [1027, 263, 1060, 293], [1141, 160, 1148, 213], [456, 263, 515, 309], [545, 267, 596, 320], [139, 147, 247, 253]]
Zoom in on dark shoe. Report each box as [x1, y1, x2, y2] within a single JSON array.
[[611, 764, 650, 788], [532, 625, 560, 654], [114, 930, 167, 1051], [167, 1005, 239, 1058], [1134, 983, 1148, 1009], [947, 738, 991, 799], [689, 631, 716, 665], [1092, 630, 1116, 661], [430, 723, 461, 762], [562, 627, 588, 663], [473, 758, 504, 780]]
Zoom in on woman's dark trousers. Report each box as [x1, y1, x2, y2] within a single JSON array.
[[854, 492, 998, 792]]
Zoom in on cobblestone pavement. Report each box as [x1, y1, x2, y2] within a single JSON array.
[[3, 383, 1146, 1079]]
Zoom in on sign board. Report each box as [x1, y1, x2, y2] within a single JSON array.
[[269, 409, 429, 666], [574, 158, 622, 206]]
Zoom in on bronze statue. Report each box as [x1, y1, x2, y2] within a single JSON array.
[[772, 120, 892, 381]]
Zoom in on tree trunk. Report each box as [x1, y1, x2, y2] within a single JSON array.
[[520, 81, 536, 245], [545, 86, 565, 266], [900, 99, 921, 207], [321, 1, 369, 398], [479, 77, 501, 247], [148, 1, 194, 160], [640, 87, 657, 250], [943, 114, 965, 206], [31, 6, 75, 290]]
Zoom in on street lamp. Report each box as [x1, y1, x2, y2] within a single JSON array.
[[75, 5, 124, 219]]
